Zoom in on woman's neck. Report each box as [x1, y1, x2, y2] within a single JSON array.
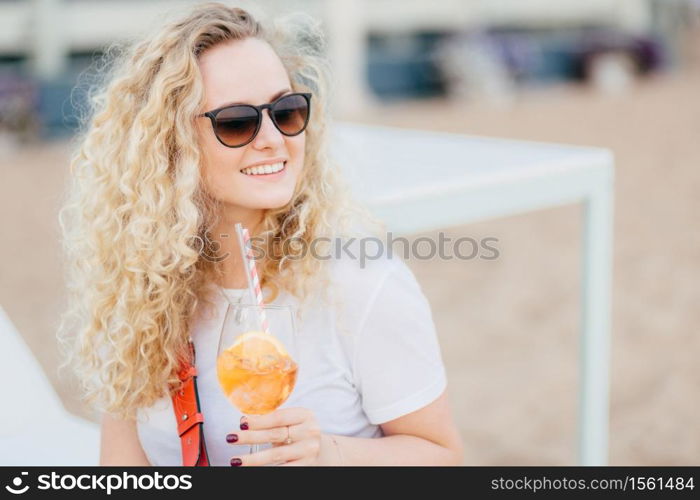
[[209, 208, 265, 290]]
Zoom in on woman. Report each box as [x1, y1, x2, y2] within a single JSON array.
[[58, 2, 463, 466]]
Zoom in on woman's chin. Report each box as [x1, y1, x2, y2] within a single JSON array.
[[235, 195, 294, 211], [262, 199, 293, 210]]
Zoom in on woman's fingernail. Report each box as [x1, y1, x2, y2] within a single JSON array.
[[226, 433, 238, 443], [230, 457, 242, 466], [240, 422, 249, 430]]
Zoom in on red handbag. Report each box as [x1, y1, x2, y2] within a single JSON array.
[[172, 338, 210, 466]]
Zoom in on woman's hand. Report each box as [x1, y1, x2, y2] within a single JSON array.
[[226, 407, 331, 466]]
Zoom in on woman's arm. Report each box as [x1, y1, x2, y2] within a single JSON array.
[[99, 412, 152, 466], [319, 390, 464, 466], [231, 390, 464, 466]]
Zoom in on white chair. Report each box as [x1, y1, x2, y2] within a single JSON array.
[[0, 305, 100, 465]]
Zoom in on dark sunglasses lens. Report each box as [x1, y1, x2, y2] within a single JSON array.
[[214, 106, 259, 146], [272, 94, 309, 135]]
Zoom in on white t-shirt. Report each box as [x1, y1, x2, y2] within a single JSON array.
[[136, 243, 447, 466]]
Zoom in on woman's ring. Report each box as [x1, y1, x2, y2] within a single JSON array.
[[284, 425, 293, 445]]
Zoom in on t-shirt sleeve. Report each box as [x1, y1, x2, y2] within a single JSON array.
[[353, 258, 448, 425]]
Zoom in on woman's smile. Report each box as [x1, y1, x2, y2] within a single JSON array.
[[239, 160, 287, 179]]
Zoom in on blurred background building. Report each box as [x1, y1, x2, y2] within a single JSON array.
[[0, 0, 697, 141], [1, 0, 698, 465]]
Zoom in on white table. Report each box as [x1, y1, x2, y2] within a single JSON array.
[[331, 121, 614, 465]]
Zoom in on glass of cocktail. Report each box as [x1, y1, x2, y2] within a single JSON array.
[[216, 302, 298, 455]]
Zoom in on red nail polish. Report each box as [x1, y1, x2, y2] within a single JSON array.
[[231, 457, 242, 466], [240, 422, 249, 430], [226, 433, 238, 443]]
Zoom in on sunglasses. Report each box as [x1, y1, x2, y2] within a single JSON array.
[[198, 92, 312, 148]]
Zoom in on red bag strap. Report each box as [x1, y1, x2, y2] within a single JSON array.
[[172, 338, 210, 466]]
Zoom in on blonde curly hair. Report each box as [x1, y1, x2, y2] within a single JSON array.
[[57, 2, 379, 420]]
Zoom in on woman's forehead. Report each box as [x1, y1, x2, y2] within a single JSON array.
[[198, 38, 291, 108]]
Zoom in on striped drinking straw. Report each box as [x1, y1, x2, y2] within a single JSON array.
[[234, 223, 270, 334]]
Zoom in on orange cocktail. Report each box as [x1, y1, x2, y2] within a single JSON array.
[[216, 330, 298, 415]]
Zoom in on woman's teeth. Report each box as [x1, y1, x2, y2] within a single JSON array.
[[241, 162, 285, 176]]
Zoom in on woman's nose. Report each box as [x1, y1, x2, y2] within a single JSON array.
[[252, 109, 285, 148]]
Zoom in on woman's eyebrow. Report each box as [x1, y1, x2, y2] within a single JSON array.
[[216, 88, 291, 108]]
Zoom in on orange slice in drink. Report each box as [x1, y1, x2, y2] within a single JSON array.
[[216, 331, 296, 414], [229, 330, 288, 359]]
